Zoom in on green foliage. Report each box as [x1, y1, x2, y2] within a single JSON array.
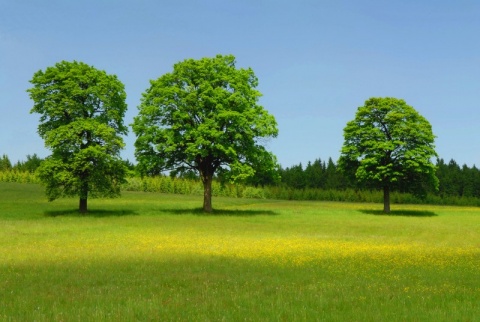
[[132, 54, 278, 211], [243, 151, 281, 187], [4, 164, 480, 207], [436, 159, 480, 198], [0, 154, 12, 171], [13, 154, 43, 172], [0, 170, 40, 184], [339, 97, 438, 211], [241, 186, 266, 199], [279, 157, 352, 191], [0, 170, 478, 206], [280, 162, 306, 189], [28, 60, 128, 212]]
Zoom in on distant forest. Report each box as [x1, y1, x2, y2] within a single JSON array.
[[275, 158, 480, 200], [1, 153, 479, 201]]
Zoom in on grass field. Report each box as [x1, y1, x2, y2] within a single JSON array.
[[1, 182, 479, 321]]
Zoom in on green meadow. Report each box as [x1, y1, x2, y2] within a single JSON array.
[[1, 182, 479, 321]]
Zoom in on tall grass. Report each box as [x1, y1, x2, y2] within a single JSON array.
[[1, 182, 479, 321]]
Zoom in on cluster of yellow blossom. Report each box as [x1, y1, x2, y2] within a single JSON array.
[[4, 229, 478, 274]]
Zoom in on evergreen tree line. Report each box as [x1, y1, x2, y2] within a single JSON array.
[[3, 153, 480, 203], [0, 154, 43, 172], [277, 157, 480, 199]]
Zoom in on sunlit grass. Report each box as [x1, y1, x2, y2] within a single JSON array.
[[1, 182, 479, 321]]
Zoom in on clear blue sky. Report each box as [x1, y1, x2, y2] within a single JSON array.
[[1, 0, 479, 168]]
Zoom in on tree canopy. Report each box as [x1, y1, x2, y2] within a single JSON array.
[[339, 97, 438, 213], [28, 60, 128, 213], [132, 54, 279, 212]]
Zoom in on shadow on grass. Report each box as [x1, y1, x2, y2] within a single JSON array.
[[45, 209, 138, 218], [164, 208, 278, 217], [359, 209, 438, 217]]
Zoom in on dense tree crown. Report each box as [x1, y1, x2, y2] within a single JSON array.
[[28, 60, 128, 213], [339, 97, 438, 212], [132, 54, 278, 212]]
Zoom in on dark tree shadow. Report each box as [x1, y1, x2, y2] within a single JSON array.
[[164, 208, 278, 217], [45, 209, 138, 218], [359, 209, 438, 217]]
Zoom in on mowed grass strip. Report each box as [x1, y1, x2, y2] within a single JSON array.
[[1, 182, 479, 321]]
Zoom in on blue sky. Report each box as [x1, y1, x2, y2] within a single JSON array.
[[1, 0, 479, 168]]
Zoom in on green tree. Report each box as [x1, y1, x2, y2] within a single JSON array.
[[132, 54, 278, 212], [0, 154, 12, 171], [244, 150, 281, 187], [286, 163, 306, 189], [28, 60, 128, 214], [446, 159, 462, 197], [339, 97, 438, 213], [13, 154, 43, 172], [304, 159, 324, 189], [324, 157, 345, 190]]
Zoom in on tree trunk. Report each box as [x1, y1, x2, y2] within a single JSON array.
[[79, 198, 88, 214], [202, 174, 213, 213], [79, 179, 88, 214], [383, 185, 390, 213]]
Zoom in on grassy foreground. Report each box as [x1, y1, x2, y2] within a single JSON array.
[[1, 182, 479, 321]]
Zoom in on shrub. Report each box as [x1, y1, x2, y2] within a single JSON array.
[[0, 170, 40, 184], [242, 187, 266, 199]]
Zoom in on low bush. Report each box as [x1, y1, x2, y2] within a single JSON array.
[[0, 170, 40, 184]]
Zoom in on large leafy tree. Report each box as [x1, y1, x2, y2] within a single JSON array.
[[339, 97, 438, 213], [28, 60, 128, 213], [132, 54, 279, 212]]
